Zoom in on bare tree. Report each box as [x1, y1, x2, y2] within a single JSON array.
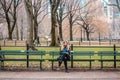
[[49, 0, 60, 46], [56, 0, 68, 41], [24, 0, 34, 45], [0, 0, 21, 40], [24, 0, 48, 45], [78, 10, 95, 41], [104, 0, 120, 11], [115, 0, 120, 11], [32, 0, 48, 41], [79, 16, 95, 41], [66, 0, 80, 41], [0, 2, 5, 23], [76, 0, 99, 41]]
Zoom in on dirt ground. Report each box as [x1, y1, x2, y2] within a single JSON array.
[[0, 70, 120, 80]]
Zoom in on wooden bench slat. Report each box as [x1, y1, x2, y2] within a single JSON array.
[[98, 51, 115, 56], [73, 59, 94, 61]]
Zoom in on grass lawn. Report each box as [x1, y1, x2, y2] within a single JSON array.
[[1, 46, 120, 69]]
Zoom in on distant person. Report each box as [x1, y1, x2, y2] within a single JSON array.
[[37, 37, 41, 46], [34, 37, 41, 46], [57, 40, 71, 73], [34, 39, 38, 46], [58, 37, 60, 44]]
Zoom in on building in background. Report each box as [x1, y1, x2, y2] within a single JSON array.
[[101, 0, 120, 39]]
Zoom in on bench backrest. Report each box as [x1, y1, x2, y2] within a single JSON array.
[[116, 51, 120, 56], [0, 50, 46, 58], [98, 51, 120, 60], [49, 50, 94, 59], [98, 51, 116, 56], [49, 50, 60, 59], [73, 51, 94, 56]]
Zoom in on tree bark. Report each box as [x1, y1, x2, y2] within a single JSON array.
[[50, 12, 59, 46], [70, 24, 73, 41], [86, 30, 90, 41], [34, 16, 38, 41], [58, 21, 63, 41], [69, 14, 73, 41], [16, 24, 19, 40], [6, 13, 12, 40], [24, 0, 34, 45], [49, 0, 60, 46]]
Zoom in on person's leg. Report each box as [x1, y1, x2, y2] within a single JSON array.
[[64, 60, 68, 72], [58, 53, 64, 67], [58, 60, 62, 67], [66, 52, 70, 61], [63, 55, 68, 72], [57, 54, 63, 70]]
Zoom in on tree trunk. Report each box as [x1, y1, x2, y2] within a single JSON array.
[[59, 22, 63, 41], [49, 0, 60, 46], [21, 25, 23, 40], [69, 17, 73, 41], [27, 13, 34, 45], [34, 17, 38, 41], [8, 31, 12, 40], [86, 30, 90, 41], [70, 24, 73, 41], [21, 19, 23, 40], [50, 13, 59, 46], [24, 0, 34, 45], [6, 13, 12, 40], [16, 24, 19, 40]]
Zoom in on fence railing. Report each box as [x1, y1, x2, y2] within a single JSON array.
[[0, 40, 120, 46], [0, 40, 27, 46]]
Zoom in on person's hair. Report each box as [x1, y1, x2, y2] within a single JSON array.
[[62, 40, 69, 45]]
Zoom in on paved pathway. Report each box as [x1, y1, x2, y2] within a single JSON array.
[[0, 71, 120, 80]]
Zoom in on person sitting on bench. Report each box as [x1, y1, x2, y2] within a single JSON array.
[[57, 40, 70, 73]]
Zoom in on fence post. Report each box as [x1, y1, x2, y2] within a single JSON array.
[[89, 40, 91, 46], [71, 44, 73, 68], [114, 44, 116, 68], [15, 40, 17, 46], [4, 40, 5, 46], [109, 39, 111, 45], [26, 43, 29, 68], [99, 32, 101, 45], [0, 45, 1, 50]]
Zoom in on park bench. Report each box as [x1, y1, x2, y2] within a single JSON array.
[[49, 50, 61, 70], [49, 50, 94, 70], [72, 51, 94, 69], [98, 51, 120, 69], [0, 50, 46, 70]]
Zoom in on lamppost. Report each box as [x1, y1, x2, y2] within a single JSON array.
[[79, 27, 83, 45], [21, 19, 23, 40], [99, 32, 101, 45], [81, 27, 83, 42], [109, 32, 112, 45], [45, 36, 49, 46]]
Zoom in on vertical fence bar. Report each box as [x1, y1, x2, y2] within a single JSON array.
[[71, 44, 73, 68], [0, 45, 1, 69], [114, 44, 116, 68], [99, 32, 101, 45], [26, 43, 29, 68], [0, 44, 4, 70]]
